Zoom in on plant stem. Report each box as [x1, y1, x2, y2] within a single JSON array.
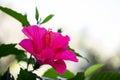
[[27, 54, 32, 70]]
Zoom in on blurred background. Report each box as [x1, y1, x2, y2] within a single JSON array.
[[1, 0, 120, 78]]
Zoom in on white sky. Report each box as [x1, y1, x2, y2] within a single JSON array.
[[1, 0, 120, 54]]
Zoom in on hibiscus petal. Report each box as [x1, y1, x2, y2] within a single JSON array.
[[50, 32, 70, 52], [55, 50, 78, 62], [19, 39, 35, 55], [40, 48, 54, 62], [23, 25, 46, 39], [50, 60, 66, 74], [22, 25, 47, 51]]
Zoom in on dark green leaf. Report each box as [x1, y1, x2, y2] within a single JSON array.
[[85, 64, 104, 77], [57, 28, 62, 33], [0, 44, 27, 62], [33, 61, 41, 70], [0, 44, 22, 57], [15, 52, 27, 62], [35, 7, 39, 21], [68, 72, 85, 80], [43, 68, 74, 79], [29, 57, 36, 65], [68, 46, 89, 62], [68, 46, 82, 57], [41, 14, 54, 24], [17, 69, 36, 80], [0, 68, 15, 80], [0, 6, 30, 26], [90, 71, 120, 80]]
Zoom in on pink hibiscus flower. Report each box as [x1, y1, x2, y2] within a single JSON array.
[[19, 25, 78, 74]]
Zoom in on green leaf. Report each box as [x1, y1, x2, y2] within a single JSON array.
[[57, 28, 62, 33], [90, 72, 120, 80], [0, 44, 27, 62], [85, 64, 104, 77], [15, 52, 27, 62], [41, 14, 54, 24], [0, 6, 30, 26], [43, 68, 74, 79], [68, 46, 89, 62], [68, 72, 85, 80], [0, 68, 15, 80], [35, 7, 39, 21], [17, 69, 38, 80], [68, 46, 82, 57], [0, 44, 22, 57], [29, 57, 36, 65], [33, 61, 40, 70]]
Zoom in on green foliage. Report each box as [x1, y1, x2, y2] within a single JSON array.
[[35, 7, 40, 25], [0, 68, 14, 80], [28, 57, 36, 65], [90, 71, 120, 80], [41, 14, 54, 24], [17, 68, 42, 80], [67, 71, 120, 80], [68, 46, 89, 62], [0, 6, 30, 26], [68, 72, 85, 80], [33, 61, 41, 70], [35, 7, 39, 21], [85, 64, 104, 77], [0, 44, 16, 57], [15, 51, 27, 62], [68, 46, 82, 57], [43, 68, 74, 79], [0, 44, 27, 62], [57, 28, 62, 33], [26, 55, 36, 71]]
